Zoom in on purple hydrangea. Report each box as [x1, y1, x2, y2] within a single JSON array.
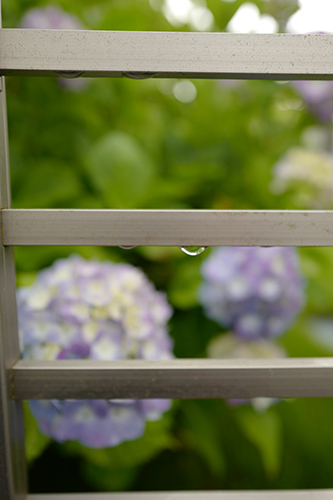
[[199, 247, 304, 340], [20, 6, 87, 91], [18, 255, 173, 448]]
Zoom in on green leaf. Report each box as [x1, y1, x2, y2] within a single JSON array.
[[85, 131, 155, 208], [236, 406, 282, 479], [16, 271, 37, 288], [281, 316, 333, 358], [82, 463, 137, 491], [300, 247, 333, 315], [13, 160, 83, 209], [24, 402, 51, 463], [168, 257, 202, 309], [181, 400, 225, 477]]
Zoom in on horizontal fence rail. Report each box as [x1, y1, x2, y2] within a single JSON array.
[[3, 209, 333, 246], [1, 31, 333, 79], [26, 491, 333, 500], [12, 358, 333, 400]]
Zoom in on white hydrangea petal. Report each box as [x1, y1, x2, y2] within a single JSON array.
[[28, 343, 62, 361], [25, 286, 53, 310], [81, 321, 101, 343], [90, 336, 122, 361], [258, 278, 281, 301], [227, 277, 251, 300]]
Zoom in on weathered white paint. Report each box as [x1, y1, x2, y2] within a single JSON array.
[[0, 77, 27, 499], [1, 30, 333, 79]]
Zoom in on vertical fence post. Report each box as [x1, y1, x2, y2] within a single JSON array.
[[0, 3, 28, 498]]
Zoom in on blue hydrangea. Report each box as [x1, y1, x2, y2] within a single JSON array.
[[18, 255, 173, 448], [199, 247, 304, 340]]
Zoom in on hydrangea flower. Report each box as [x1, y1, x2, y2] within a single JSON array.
[[271, 147, 333, 208], [18, 255, 173, 448], [207, 332, 286, 410], [20, 6, 87, 91], [199, 247, 304, 340]]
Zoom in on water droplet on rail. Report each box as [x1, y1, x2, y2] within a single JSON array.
[[123, 72, 156, 80], [119, 245, 137, 250], [180, 246, 207, 256], [56, 71, 85, 79]]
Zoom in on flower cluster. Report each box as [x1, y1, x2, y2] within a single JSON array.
[[18, 255, 173, 448], [20, 6, 87, 91], [271, 147, 333, 208], [199, 246, 304, 340]]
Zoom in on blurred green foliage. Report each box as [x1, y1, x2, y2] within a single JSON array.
[[4, 0, 333, 494]]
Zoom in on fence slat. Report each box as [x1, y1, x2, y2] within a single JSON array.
[[12, 358, 333, 400], [1, 30, 333, 79], [0, 75, 27, 499], [26, 490, 333, 500], [3, 209, 333, 247]]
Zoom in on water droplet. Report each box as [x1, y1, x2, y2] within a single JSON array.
[[180, 246, 207, 256], [123, 72, 156, 80], [56, 71, 85, 79], [119, 245, 136, 250]]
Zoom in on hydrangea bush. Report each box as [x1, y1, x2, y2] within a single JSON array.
[[18, 255, 173, 448], [199, 247, 304, 340]]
